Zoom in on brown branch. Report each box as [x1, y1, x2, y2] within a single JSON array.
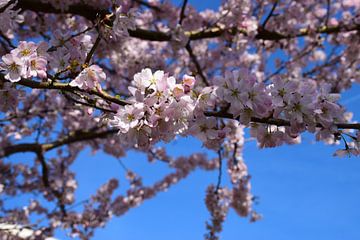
[[16, 0, 100, 21], [15, 0, 360, 42], [63, 92, 116, 113], [2, 129, 118, 158], [325, 0, 331, 26], [215, 148, 223, 193]]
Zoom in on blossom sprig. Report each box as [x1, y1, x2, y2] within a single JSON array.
[[107, 67, 356, 156], [333, 131, 360, 157]]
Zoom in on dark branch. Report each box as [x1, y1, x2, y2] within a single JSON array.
[[1, 77, 130, 106], [185, 43, 209, 86], [178, 0, 188, 25], [15, 0, 360, 42], [204, 111, 360, 130], [262, 0, 278, 28], [84, 33, 102, 65], [215, 148, 223, 193], [2, 129, 117, 158]]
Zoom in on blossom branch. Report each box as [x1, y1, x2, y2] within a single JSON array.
[[5, 76, 360, 136]]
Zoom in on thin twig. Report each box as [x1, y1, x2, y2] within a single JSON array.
[[262, 0, 278, 28], [35, 150, 67, 217], [325, 0, 331, 26], [178, 0, 188, 25], [84, 33, 102, 65], [215, 148, 223, 193], [185, 42, 209, 86]]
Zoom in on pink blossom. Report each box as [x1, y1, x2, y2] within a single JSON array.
[[70, 65, 106, 90], [112, 7, 136, 37], [110, 103, 145, 134], [12, 41, 37, 59], [0, 53, 24, 82], [189, 117, 218, 142], [26, 56, 47, 79], [182, 74, 195, 93]]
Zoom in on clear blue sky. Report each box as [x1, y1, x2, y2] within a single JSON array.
[[68, 1, 360, 239]]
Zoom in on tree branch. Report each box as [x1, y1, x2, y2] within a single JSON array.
[[1, 77, 130, 106], [2, 129, 118, 158], [262, 0, 278, 28], [15, 0, 360, 42], [35, 150, 67, 217], [84, 33, 102, 65], [204, 111, 360, 130], [185, 42, 209, 86]]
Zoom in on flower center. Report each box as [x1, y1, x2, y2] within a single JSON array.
[[9, 62, 18, 72], [20, 49, 32, 56]]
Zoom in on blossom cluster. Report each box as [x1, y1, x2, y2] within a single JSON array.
[[56, 154, 218, 239], [214, 69, 348, 148], [0, 82, 20, 112], [108, 70, 236, 150], [109, 68, 197, 149], [48, 30, 93, 73], [204, 185, 231, 240], [0, 41, 48, 82]]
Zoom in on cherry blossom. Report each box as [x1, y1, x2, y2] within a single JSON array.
[[0, 53, 24, 82], [112, 7, 137, 37], [69, 65, 106, 90]]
